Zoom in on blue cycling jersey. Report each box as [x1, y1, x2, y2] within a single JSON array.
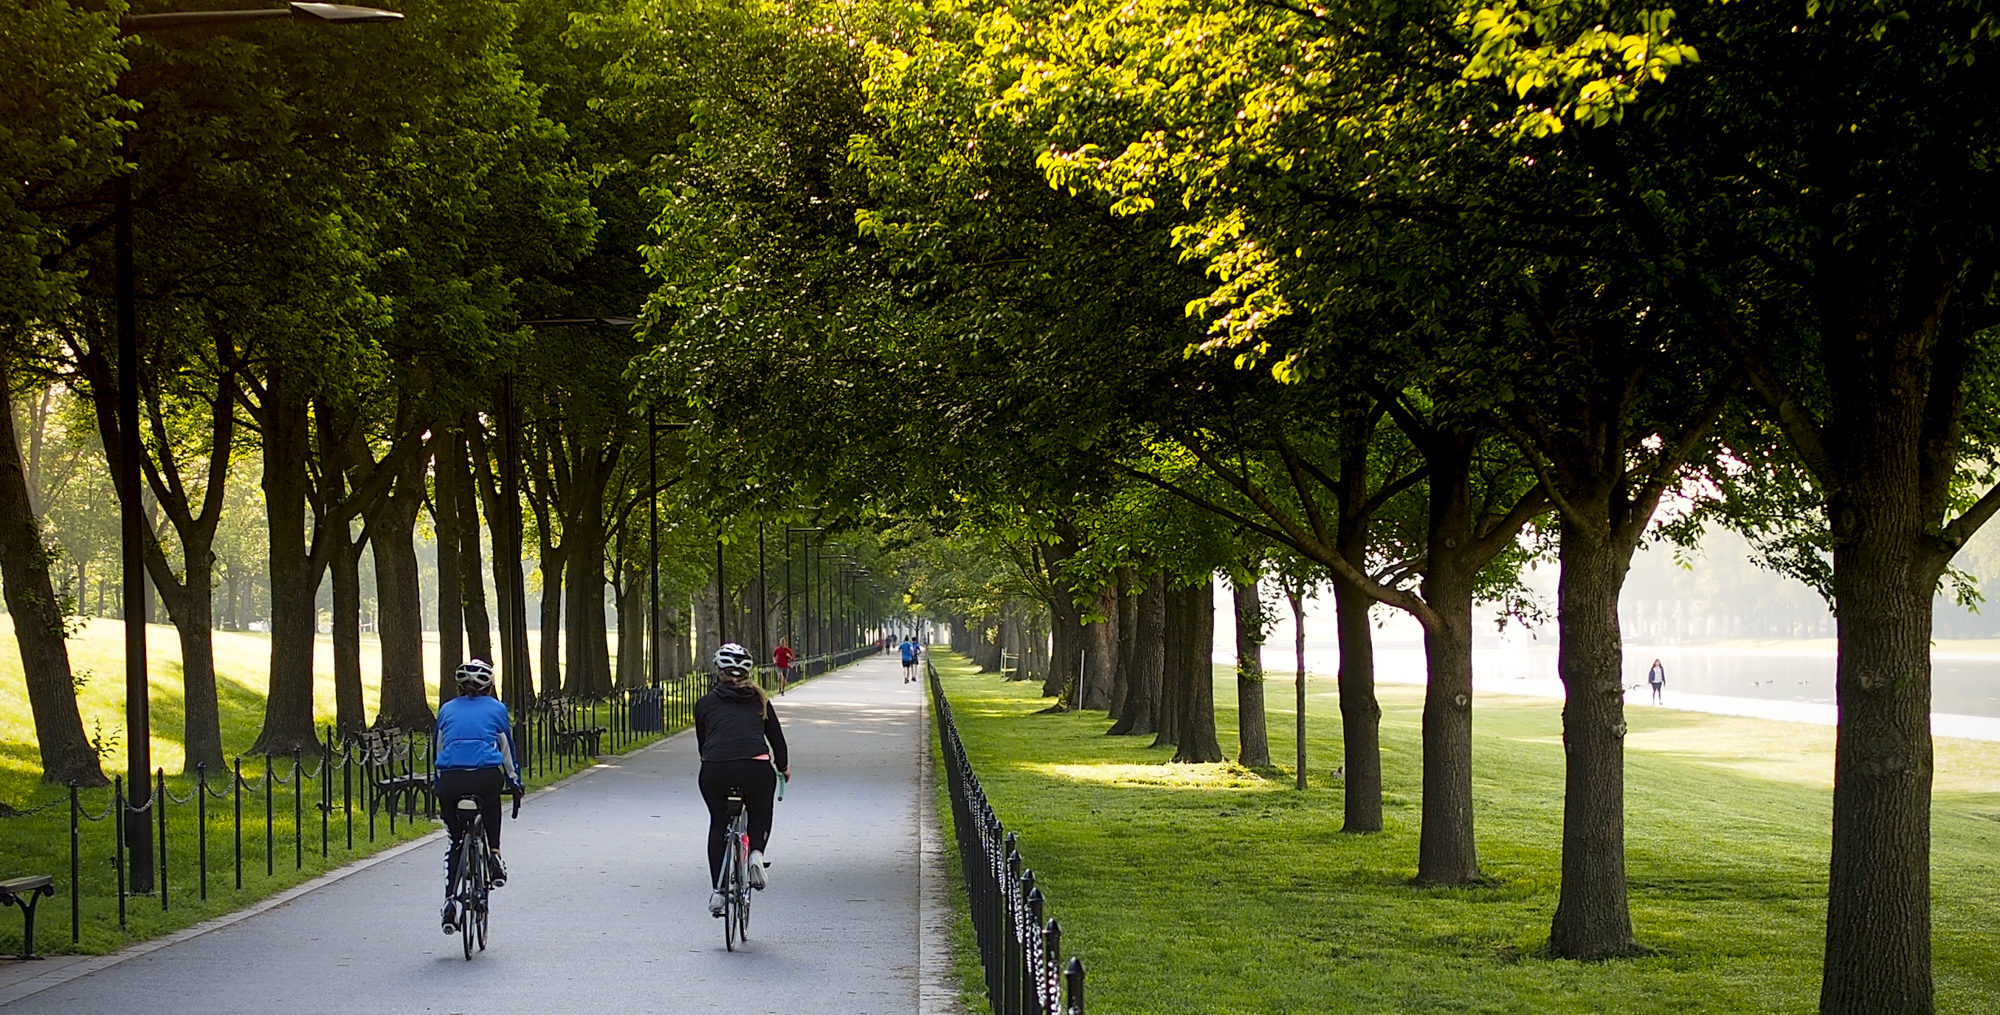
[[434, 695, 514, 770]]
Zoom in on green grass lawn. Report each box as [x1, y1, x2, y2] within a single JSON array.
[[0, 616, 663, 956], [930, 653, 2000, 1015]]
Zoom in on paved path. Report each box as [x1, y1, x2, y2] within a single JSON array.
[[1, 656, 961, 1015]]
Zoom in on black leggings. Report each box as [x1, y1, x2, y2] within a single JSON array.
[[698, 759, 777, 885], [437, 767, 504, 852]]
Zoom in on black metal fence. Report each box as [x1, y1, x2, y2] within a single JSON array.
[[0, 683, 698, 956], [927, 657, 1086, 1015]]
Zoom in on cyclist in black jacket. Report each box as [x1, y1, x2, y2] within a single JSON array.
[[695, 642, 791, 916]]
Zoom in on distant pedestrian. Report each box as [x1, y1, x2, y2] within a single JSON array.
[[1647, 658, 1665, 704], [900, 637, 920, 683]]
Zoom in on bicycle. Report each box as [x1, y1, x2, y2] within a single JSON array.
[[445, 792, 519, 960], [715, 774, 783, 951], [717, 791, 753, 950]]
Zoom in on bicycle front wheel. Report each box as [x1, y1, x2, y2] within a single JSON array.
[[722, 844, 740, 952]]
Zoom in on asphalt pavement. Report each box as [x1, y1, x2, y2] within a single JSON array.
[[0, 654, 961, 1015]]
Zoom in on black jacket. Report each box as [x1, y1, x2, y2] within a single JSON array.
[[694, 681, 789, 770]]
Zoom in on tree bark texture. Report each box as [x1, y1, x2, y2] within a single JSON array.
[[1108, 567, 1138, 718], [1415, 441, 1482, 885], [251, 381, 322, 755], [469, 413, 531, 704], [1818, 435, 1940, 1013], [1151, 581, 1186, 749], [1109, 574, 1164, 736], [434, 425, 465, 705], [371, 442, 435, 730], [1232, 573, 1271, 767], [1548, 518, 1637, 957], [1081, 582, 1118, 711], [328, 536, 367, 738], [0, 363, 105, 785], [1170, 579, 1223, 764]]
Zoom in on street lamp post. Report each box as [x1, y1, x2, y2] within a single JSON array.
[[113, 0, 401, 896]]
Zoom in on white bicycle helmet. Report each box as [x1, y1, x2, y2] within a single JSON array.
[[455, 658, 495, 691], [712, 642, 755, 681]]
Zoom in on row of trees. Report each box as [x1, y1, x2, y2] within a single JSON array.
[[3, 1, 909, 802], [609, 4, 1993, 1015], [9, 1, 1992, 1012]]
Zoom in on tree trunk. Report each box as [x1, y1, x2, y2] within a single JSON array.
[[469, 402, 530, 704], [1820, 473, 1937, 1013], [561, 443, 612, 698], [1333, 567, 1383, 832], [1108, 567, 1137, 717], [1232, 572, 1270, 767], [370, 443, 435, 730], [1109, 574, 1163, 736], [251, 380, 323, 756], [538, 544, 565, 698], [1548, 515, 1637, 957], [615, 542, 644, 688], [1172, 578, 1223, 764], [1151, 581, 1185, 749], [1287, 584, 1308, 792], [1081, 582, 1118, 710], [0, 364, 105, 786], [1415, 441, 1482, 885], [434, 425, 464, 706], [328, 536, 367, 738]]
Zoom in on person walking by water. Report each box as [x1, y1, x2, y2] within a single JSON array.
[[1647, 658, 1666, 704]]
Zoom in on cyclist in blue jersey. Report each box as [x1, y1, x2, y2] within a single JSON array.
[[433, 658, 520, 934]]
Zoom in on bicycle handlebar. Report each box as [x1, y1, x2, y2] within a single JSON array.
[[510, 790, 522, 819]]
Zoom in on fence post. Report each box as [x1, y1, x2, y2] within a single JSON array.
[[264, 754, 275, 876], [156, 767, 168, 910], [68, 784, 79, 944], [293, 748, 305, 870], [113, 775, 126, 929], [233, 757, 243, 890], [1022, 877, 1043, 1015], [1065, 958, 1085, 1015], [197, 763, 209, 901]]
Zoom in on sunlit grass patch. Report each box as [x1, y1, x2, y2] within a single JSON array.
[[1019, 761, 1267, 790]]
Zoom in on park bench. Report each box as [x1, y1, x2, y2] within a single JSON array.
[[546, 701, 606, 757], [353, 727, 432, 819], [0, 875, 54, 959]]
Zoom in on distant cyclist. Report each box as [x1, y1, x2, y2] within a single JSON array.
[[695, 643, 791, 916], [433, 658, 521, 934], [900, 636, 920, 683]]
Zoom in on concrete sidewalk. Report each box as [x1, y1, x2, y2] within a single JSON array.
[[1, 655, 963, 1015]]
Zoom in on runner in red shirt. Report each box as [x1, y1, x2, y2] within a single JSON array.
[[772, 637, 796, 695]]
